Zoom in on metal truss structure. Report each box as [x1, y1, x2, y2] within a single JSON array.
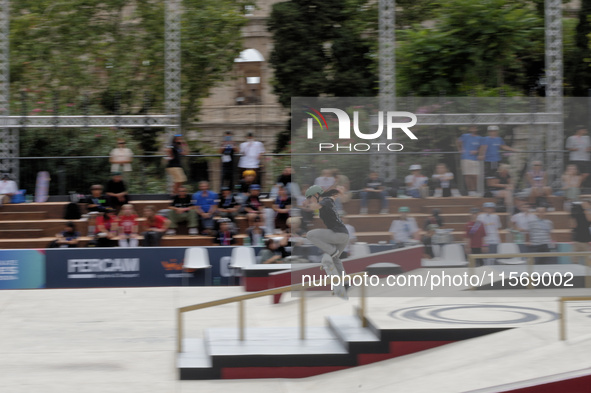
[[0, 1, 182, 179]]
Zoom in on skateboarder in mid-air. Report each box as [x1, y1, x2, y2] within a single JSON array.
[[303, 185, 349, 299]]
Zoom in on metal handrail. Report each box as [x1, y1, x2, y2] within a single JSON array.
[[176, 271, 369, 353], [559, 296, 591, 340]]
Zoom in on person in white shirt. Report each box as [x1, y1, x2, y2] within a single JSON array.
[[0, 173, 18, 205], [510, 200, 535, 252], [405, 164, 428, 198], [565, 125, 591, 184], [109, 139, 133, 184], [477, 202, 502, 263], [238, 132, 265, 186], [389, 206, 420, 247], [432, 163, 460, 197]]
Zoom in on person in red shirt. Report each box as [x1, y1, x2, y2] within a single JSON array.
[[142, 205, 170, 247], [117, 204, 139, 247], [465, 208, 486, 266], [95, 207, 118, 247]]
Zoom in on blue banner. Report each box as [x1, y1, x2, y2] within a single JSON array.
[[0, 249, 46, 289]]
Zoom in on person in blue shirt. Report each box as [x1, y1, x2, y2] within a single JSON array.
[[456, 126, 483, 196], [479, 125, 519, 178], [192, 181, 218, 236]]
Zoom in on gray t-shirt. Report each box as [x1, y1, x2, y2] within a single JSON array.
[[527, 218, 553, 245], [566, 135, 591, 162]]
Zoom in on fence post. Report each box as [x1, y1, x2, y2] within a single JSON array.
[[559, 298, 566, 341]]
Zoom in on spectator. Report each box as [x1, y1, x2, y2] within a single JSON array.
[[272, 185, 291, 231], [276, 166, 293, 191], [109, 138, 133, 185], [0, 173, 18, 205], [105, 172, 129, 211], [95, 207, 119, 247], [465, 208, 486, 265], [570, 201, 591, 265], [432, 163, 459, 197], [49, 222, 80, 248], [360, 172, 389, 214], [526, 161, 552, 208], [243, 184, 264, 226], [239, 169, 257, 197], [246, 216, 266, 246], [258, 238, 284, 264], [405, 165, 428, 198], [477, 202, 502, 264], [565, 125, 591, 186], [527, 207, 555, 264], [220, 131, 238, 190], [479, 125, 519, 178], [388, 206, 420, 247], [422, 209, 444, 258], [217, 187, 239, 223], [192, 181, 218, 236], [333, 168, 352, 205], [214, 218, 235, 246], [141, 205, 170, 246], [456, 126, 482, 196], [487, 164, 513, 208], [561, 164, 581, 205], [238, 132, 265, 186], [165, 134, 189, 195], [117, 204, 139, 247], [167, 185, 198, 235], [314, 169, 336, 191], [86, 184, 108, 213], [510, 201, 534, 252]]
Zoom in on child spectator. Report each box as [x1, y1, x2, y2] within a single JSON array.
[[243, 184, 264, 226], [432, 163, 459, 197], [167, 186, 198, 235], [141, 205, 170, 246], [95, 207, 119, 247], [246, 216, 266, 246], [117, 204, 139, 247], [510, 201, 534, 252], [214, 218, 235, 246], [86, 185, 108, 213], [49, 222, 80, 248], [405, 165, 428, 198]]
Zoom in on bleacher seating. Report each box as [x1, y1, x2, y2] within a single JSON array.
[[0, 195, 571, 249]]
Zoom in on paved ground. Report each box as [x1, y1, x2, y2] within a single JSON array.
[[1, 285, 590, 393]]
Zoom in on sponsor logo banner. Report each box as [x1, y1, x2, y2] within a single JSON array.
[[0, 249, 45, 289]]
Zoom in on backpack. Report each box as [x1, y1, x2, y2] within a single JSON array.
[[64, 202, 81, 220]]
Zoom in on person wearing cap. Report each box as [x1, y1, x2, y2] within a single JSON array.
[[220, 131, 238, 190], [565, 125, 591, 186], [303, 185, 349, 299], [167, 185, 198, 236], [217, 187, 239, 223], [465, 208, 486, 262], [360, 172, 389, 214], [243, 184, 264, 226], [405, 165, 428, 198], [192, 181, 218, 236], [109, 138, 133, 185], [479, 125, 519, 179], [477, 202, 502, 263], [526, 207, 555, 264], [238, 132, 265, 186], [456, 126, 483, 196], [105, 171, 129, 211], [165, 134, 189, 196], [85, 184, 108, 213], [239, 169, 258, 196], [0, 173, 18, 205], [388, 206, 420, 247], [214, 218, 236, 246]]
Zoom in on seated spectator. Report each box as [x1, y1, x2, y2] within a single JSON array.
[[570, 201, 591, 265], [273, 185, 291, 231], [422, 209, 444, 258], [141, 205, 170, 246], [510, 200, 534, 252], [193, 181, 218, 236], [276, 166, 293, 193], [86, 184, 108, 213], [465, 208, 486, 265], [167, 186, 198, 235], [561, 164, 581, 204], [258, 238, 284, 264], [333, 168, 352, 206], [405, 165, 428, 198], [526, 161, 552, 208], [432, 163, 459, 197], [239, 170, 257, 196], [214, 218, 235, 245], [487, 164, 513, 208], [243, 184, 264, 226], [48, 222, 80, 248], [105, 172, 129, 211], [95, 207, 119, 247], [388, 206, 420, 247], [527, 207, 555, 264], [217, 187, 239, 222], [0, 173, 18, 205], [117, 204, 139, 247], [246, 216, 266, 246], [360, 172, 389, 214], [477, 202, 502, 264]]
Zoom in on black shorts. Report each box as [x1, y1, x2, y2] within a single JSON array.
[[484, 161, 499, 178], [570, 160, 590, 175]]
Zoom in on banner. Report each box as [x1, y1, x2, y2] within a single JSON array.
[[0, 249, 46, 289]]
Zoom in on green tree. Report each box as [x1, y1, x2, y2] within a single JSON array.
[[565, 0, 591, 96]]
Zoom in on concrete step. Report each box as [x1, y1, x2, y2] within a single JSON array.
[[0, 211, 48, 221]]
